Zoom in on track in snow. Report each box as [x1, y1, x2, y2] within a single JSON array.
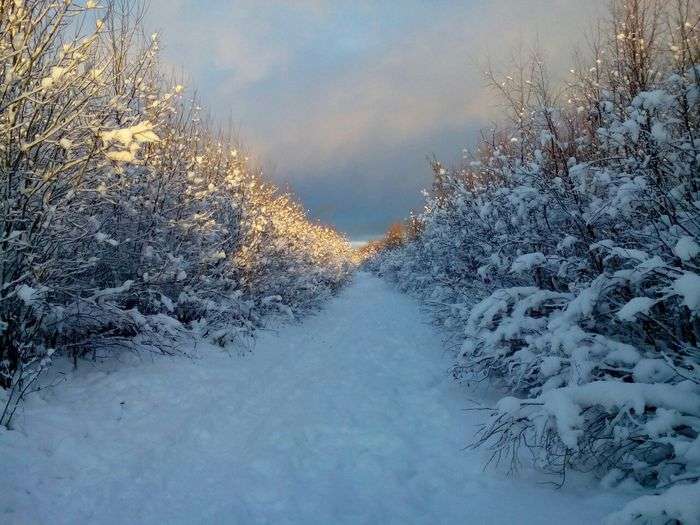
[[1, 272, 629, 524]]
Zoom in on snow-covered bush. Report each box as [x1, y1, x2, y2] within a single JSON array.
[[369, 0, 700, 519], [606, 482, 700, 524], [0, 0, 354, 426]]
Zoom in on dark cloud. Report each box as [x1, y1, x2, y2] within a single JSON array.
[[147, 0, 604, 238]]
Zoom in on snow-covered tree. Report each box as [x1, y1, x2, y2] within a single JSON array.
[[368, 0, 700, 519], [0, 0, 354, 426]]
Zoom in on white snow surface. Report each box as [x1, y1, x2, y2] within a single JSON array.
[[1, 273, 631, 524]]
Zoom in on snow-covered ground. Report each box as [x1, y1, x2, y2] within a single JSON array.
[[1, 273, 633, 524]]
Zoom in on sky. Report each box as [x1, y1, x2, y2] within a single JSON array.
[[146, 0, 605, 240]]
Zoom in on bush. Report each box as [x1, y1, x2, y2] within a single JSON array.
[[368, 0, 700, 519], [0, 0, 354, 426]]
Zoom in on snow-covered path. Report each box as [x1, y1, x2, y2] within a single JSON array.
[[2, 272, 628, 524]]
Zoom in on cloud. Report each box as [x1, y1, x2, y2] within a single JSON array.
[[209, 0, 604, 169], [211, 31, 289, 85], [146, 0, 606, 237], [148, 0, 329, 89]]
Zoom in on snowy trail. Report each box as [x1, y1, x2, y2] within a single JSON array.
[[2, 272, 628, 524]]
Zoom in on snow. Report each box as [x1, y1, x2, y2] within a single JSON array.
[[101, 121, 159, 147], [496, 396, 522, 415], [89, 280, 133, 303], [632, 89, 675, 111], [40, 66, 67, 90], [105, 150, 136, 163], [671, 271, 700, 311], [633, 358, 675, 383], [674, 236, 700, 261], [617, 296, 655, 321], [644, 407, 682, 438], [605, 346, 641, 366], [536, 381, 700, 448], [540, 355, 562, 376], [0, 273, 629, 524], [15, 284, 38, 306], [101, 121, 160, 163], [651, 122, 669, 143], [605, 482, 700, 525], [510, 252, 546, 273], [622, 118, 640, 143]]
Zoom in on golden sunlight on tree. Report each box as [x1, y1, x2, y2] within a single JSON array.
[[0, 0, 354, 411]]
